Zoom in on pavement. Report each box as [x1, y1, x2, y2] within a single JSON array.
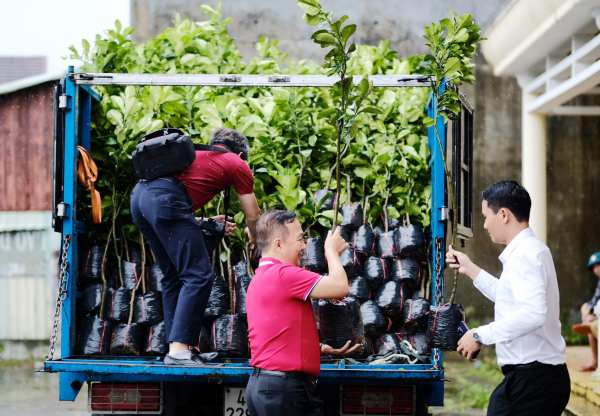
[[0, 366, 88, 416], [564, 346, 600, 416]]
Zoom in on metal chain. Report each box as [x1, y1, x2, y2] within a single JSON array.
[[46, 234, 71, 361], [433, 237, 444, 370]]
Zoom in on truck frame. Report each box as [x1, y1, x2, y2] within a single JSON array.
[[44, 66, 474, 416]]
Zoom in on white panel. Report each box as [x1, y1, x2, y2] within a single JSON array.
[[3, 277, 49, 340]]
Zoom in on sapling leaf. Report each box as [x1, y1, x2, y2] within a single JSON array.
[[341, 24, 356, 44], [297, 0, 321, 16]]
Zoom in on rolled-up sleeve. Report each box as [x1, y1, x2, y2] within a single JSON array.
[[473, 270, 499, 302], [476, 253, 547, 345]]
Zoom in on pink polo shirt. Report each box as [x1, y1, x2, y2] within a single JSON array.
[[246, 258, 323, 377]]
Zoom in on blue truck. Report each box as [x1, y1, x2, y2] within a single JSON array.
[[44, 67, 474, 415]]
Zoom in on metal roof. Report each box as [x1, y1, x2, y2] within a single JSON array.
[[0, 71, 65, 96]]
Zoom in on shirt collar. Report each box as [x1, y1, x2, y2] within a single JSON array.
[[499, 227, 534, 264], [258, 257, 281, 266]]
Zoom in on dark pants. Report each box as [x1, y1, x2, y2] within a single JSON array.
[[130, 179, 213, 346], [246, 371, 324, 416], [487, 363, 571, 416]]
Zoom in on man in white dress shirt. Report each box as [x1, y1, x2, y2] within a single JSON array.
[[447, 180, 570, 416]]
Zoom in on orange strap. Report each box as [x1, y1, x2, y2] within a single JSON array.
[[77, 146, 102, 224]]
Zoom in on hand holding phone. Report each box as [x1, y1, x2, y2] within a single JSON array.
[[457, 321, 480, 360]]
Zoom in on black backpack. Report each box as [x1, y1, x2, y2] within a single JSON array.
[[132, 128, 231, 180]]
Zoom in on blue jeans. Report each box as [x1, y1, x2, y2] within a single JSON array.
[[130, 179, 213, 345]]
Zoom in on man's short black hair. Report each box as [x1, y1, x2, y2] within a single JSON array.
[[481, 180, 531, 222], [256, 210, 298, 252], [209, 127, 250, 161]]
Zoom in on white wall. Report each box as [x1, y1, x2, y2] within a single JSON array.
[[0, 0, 130, 75]]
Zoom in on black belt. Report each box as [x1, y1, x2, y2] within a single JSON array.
[[502, 361, 566, 375], [153, 176, 190, 196], [252, 367, 318, 386]]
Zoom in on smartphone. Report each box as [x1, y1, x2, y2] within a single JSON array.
[[457, 321, 480, 360]]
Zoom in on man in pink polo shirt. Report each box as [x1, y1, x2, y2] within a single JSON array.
[[246, 210, 360, 416]]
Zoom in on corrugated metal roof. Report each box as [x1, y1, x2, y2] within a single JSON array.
[[0, 70, 65, 96], [0, 211, 52, 232]]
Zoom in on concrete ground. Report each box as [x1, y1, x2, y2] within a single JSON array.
[[0, 364, 88, 416]]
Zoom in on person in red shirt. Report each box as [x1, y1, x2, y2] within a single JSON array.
[[131, 128, 261, 366], [246, 210, 361, 416]]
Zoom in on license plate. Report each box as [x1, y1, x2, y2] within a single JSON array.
[[224, 387, 249, 416]]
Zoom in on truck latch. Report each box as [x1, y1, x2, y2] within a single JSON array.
[[56, 202, 70, 219], [439, 206, 449, 221]]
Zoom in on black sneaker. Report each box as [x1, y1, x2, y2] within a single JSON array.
[[163, 352, 222, 366]]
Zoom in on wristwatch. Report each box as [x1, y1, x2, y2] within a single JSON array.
[[473, 332, 483, 345]]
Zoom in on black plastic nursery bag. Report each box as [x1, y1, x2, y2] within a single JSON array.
[[143, 321, 168, 356], [391, 258, 421, 287], [301, 237, 326, 274], [133, 291, 164, 327], [375, 231, 397, 259], [375, 280, 412, 323], [195, 324, 212, 354], [77, 315, 113, 356], [403, 330, 431, 356], [110, 323, 145, 356], [373, 332, 404, 355], [205, 274, 230, 321], [122, 260, 141, 291], [81, 283, 103, 314], [211, 314, 248, 358], [427, 303, 465, 351], [146, 263, 163, 293], [352, 225, 375, 257], [312, 299, 321, 331], [360, 300, 389, 338], [233, 261, 252, 318], [396, 225, 426, 260], [340, 203, 363, 230], [104, 287, 131, 323], [340, 246, 365, 279], [318, 297, 365, 349], [81, 245, 105, 281], [402, 298, 431, 334], [349, 275, 371, 304], [363, 257, 391, 290]]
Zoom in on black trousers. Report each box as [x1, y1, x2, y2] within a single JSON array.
[[246, 372, 324, 416], [130, 179, 213, 346], [487, 363, 570, 416]]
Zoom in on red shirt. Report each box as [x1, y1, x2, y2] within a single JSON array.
[[247, 258, 323, 377], [173, 146, 254, 211]]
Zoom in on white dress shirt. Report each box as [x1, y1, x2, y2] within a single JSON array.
[[473, 227, 567, 366]]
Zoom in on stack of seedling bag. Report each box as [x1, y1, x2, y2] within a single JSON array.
[[200, 258, 251, 359], [76, 244, 166, 357], [306, 194, 433, 363]]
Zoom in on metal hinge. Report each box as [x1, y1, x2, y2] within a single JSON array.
[[219, 75, 241, 82], [439, 206, 449, 221], [58, 94, 71, 110], [268, 75, 291, 82], [56, 203, 70, 219]]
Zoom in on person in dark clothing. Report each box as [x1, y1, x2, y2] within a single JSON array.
[[131, 128, 261, 366], [572, 252, 600, 371], [447, 181, 570, 416]]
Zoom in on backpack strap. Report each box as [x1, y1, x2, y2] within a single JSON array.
[[194, 144, 233, 153]]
